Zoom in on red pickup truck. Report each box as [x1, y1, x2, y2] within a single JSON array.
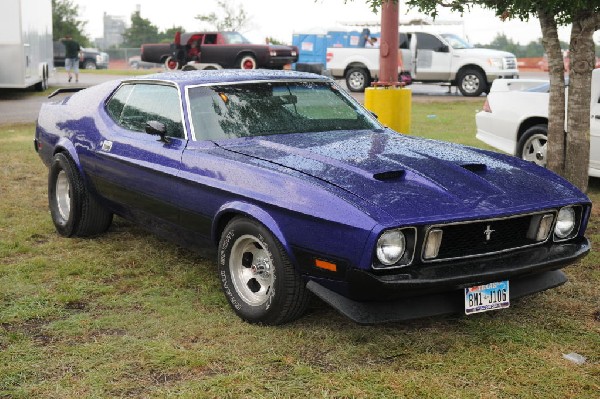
[[141, 31, 298, 70]]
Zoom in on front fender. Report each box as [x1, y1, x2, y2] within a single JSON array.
[[213, 201, 289, 256]]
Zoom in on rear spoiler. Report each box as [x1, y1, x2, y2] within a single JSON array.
[[48, 87, 85, 99]]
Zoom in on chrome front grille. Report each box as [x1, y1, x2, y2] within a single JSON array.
[[504, 57, 517, 70]]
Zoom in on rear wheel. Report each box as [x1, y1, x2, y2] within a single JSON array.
[[238, 55, 257, 69], [218, 217, 310, 325], [345, 67, 371, 92], [48, 153, 113, 237], [517, 125, 548, 167], [34, 68, 48, 92]]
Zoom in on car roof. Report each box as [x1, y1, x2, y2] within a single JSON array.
[[131, 70, 330, 87]]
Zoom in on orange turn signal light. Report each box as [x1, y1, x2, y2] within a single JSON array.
[[314, 259, 337, 272]]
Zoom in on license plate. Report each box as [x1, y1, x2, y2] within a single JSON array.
[[465, 281, 509, 315]]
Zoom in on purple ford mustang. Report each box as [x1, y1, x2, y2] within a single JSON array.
[[34, 70, 590, 325]]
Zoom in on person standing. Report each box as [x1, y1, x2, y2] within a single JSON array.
[[60, 35, 81, 83], [358, 28, 371, 47]]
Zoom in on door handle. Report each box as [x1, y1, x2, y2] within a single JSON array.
[[592, 115, 600, 119]]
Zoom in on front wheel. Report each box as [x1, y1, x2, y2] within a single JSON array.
[[218, 217, 310, 325], [83, 60, 97, 70], [457, 68, 486, 97], [345, 67, 371, 92], [517, 125, 548, 167], [48, 153, 113, 237], [165, 56, 179, 70]]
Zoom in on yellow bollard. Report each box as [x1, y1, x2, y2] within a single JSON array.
[[364, 86, 411, 134]]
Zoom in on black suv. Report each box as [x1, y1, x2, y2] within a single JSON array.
[[53, 42, 109, 70]]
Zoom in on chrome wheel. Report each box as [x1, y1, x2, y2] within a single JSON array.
[[461, 74, 480, 95], [229, 234, 274, 306], [458, 68, 486, 97], [521, 133, 547, 167], [55, 170, 71, 221]]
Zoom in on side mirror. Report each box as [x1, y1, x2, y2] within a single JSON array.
[[438, 44, 450, 53], [145, 120, 170, 143]]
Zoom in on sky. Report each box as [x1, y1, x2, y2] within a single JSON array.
[[73, 0, 598, 46]]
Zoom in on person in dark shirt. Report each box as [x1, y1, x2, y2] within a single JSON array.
[[60, 35, 81, 82], [358, 28, 371, 47]]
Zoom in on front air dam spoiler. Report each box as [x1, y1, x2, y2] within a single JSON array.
[[306, 270, 568, 325]]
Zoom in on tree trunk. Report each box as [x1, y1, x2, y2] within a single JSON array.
[[538, 9, 566, 177], [565, 12, 599, 192]]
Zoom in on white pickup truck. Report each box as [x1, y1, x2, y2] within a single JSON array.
[[476, 69, 600, 177], [326, 32, 519, 96]]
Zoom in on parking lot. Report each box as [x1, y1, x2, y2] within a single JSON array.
[[0, 70, 548, 125]]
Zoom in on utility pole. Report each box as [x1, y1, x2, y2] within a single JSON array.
[[377, 0, 399, 86], [364, 0, 411, 134]]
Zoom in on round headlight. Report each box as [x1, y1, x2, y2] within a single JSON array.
[[555, 207, 576, 239], [376, 230, 406, 266]]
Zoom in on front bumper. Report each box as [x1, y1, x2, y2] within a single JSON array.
[[306, 237, 589, 323], [487, 71, 520, 82], [308, 270, 568, 324], [266, 57, 298, 68]]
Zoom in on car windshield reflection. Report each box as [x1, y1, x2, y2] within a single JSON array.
[[187, 81, 381, 141], [222, 32, 252, 44], [441, 34, 473, 49]]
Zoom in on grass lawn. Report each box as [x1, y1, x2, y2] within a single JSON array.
[[1, 101, 598, 398]]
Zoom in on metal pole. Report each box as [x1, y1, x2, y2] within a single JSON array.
[[377, 0, 399, 86]]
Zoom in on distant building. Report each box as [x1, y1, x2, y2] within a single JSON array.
[[99, 12, 127, 49]]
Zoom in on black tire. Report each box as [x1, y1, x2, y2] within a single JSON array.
[[48, 153, 113, 237], [517, 125, 548, 167], [457, 68, 486, 97], [34, 70, 47, 92], [218, 217, 310, 325], [238, 55, 257, 70], [345, 67, 371, 92], [83, 60, 97, 70]]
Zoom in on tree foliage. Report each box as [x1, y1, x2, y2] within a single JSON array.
[[162, 26, 186, 42], [474, 34, 572, 58], [121, 10, 185, 47], [195, 0, 250, 32], [51, 0, 89, 46], [121, 11, 162, 48]]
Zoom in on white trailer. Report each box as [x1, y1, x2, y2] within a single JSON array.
[[0, 0, 53, 91]]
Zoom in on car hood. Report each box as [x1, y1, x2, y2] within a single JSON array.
[[455, 48, 516, 59], [219, 130, 586, 224]]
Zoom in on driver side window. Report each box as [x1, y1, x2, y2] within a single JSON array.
[[415, 32, 445, 52], [106, 83, 185, 139]]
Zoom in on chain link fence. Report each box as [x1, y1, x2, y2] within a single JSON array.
[[105, 48, 163, 69]]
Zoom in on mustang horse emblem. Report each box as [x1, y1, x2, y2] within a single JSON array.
[[484, 225, 495, 241]]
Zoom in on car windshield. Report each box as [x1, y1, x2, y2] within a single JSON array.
[[526, 83, 550, 93], [187, 81, 381, 141], [441, 34, 473, 49], [221, 32, 251, 44]]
